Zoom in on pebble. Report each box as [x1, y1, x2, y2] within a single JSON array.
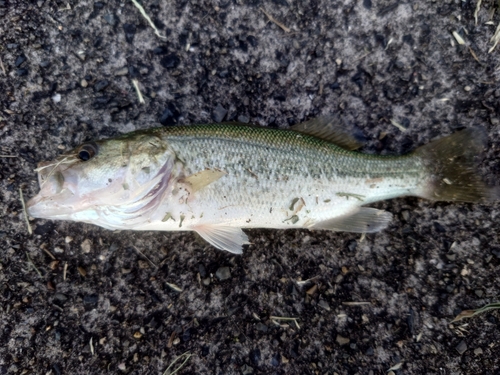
[[94, 79, 109, 92], [160, 53, 180, 69], [80, 79, 88, 87], [318, 300, 331, 311], [114, 67, 128, 76], [474, 347, 483, 355], [16, 68, 28, 76], [81, 239, 92, 253], [456, 340, 467, 355], [15, 54, 26, 67], [212, 104, 228, 123], [103, 13, 118, 26], [123, 23, 136, 44], [54, 293, 68, 303], [237, 115, 250, 123], [216, 266, 231, 280], [249, 348, 261, 365], [336, 335, 350, 346], [255, 322, 268, 332], [83, 294, 99, 309], [52, 93, 61, 103], [241, 364, 254, 375]]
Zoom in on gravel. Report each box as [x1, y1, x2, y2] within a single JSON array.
[[1, 0, 499, 374]]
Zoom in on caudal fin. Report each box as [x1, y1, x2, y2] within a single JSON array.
[[415, 128, 498, 203]]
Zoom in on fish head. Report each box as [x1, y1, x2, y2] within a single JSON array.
[[27, 131, 175, 227]]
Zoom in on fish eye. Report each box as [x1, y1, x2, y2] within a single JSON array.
[[78, 143, 98, 161]]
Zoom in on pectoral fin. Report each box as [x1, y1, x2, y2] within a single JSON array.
[[313, 208, 393, 233], [182, 169, 227, 193], [194, 225, 250, 254]]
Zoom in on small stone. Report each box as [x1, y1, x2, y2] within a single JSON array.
[[81, 239, 92, 253], [401, 210, 410, 221], [52, 93, 61, 103], [83, 294, 99, 309], [202, 277, 210, 286], [15, 54, 26, 67], [94, 79, 109, 92], [118, 363, 126, 371], [456, 340, 467, 355], [16, 68, 28, 76], [53, 246, 64, 254], [212, 104, 228, 123], [474, 347, 483, 356], [237, 115, 250, 123], [475, 290, 483, 297], [255, 322, 268, 332], [80, 79, 88, 87], [464, 86, 471, 92], [77, 267, 87, 277], [114, 67, 128, 77], [138, 260, 149, 269], [103, 13, 118, 26], [216, 266, 231, 280], [318, 299, 331, 311], [123, 23, 136, 44], [54, 293, 68, 303], [336, 335, 350, 346], [241, 364, 254, 375], [160, 53, 180, 69]]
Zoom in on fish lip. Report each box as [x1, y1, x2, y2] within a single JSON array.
[[27, 158, 79, 219]]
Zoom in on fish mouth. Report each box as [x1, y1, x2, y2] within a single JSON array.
[[27, 158, 80, 219]]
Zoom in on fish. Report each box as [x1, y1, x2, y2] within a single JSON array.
[[27, 117, 498, 254]]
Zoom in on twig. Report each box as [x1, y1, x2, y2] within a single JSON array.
[[0, 56, 5, 75], [19, 188, 32, 235], [488, 22, 500, 53], [342, 301, 371, 306], [132, 245, 157, 268], [42, 247, 56, 260], [163, 352, 192, 375], [130, 0, 167, 39], [260, 8, 291, 33], [26, 252, 42, 277], [131, 79, 145, 104]]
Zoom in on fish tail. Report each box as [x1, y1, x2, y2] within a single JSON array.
[[415, 128, 498, 203]]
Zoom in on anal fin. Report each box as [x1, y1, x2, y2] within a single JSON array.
[[313, 207, 393, 233], [194, 225, 250, 254]]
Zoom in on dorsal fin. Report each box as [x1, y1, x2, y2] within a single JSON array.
[[291, 116, 364, 150]]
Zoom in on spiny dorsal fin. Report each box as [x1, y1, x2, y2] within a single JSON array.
[[182, 169, 227, 194], [291, 116, 364, 150]]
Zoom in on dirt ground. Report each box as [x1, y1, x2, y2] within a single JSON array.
[[1, 0, 499, 374]]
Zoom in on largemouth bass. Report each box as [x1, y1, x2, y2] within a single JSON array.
[[27, 118, 497, 253]]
